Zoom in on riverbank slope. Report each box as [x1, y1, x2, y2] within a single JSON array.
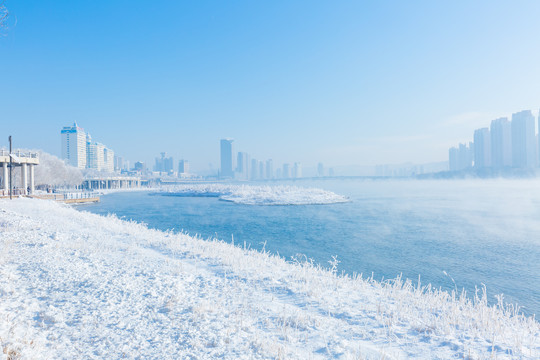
[[0, 198, 538, 359]]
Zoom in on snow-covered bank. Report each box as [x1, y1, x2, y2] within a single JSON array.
[[158, 183, 350, 205], [0, 199, 538, 359]]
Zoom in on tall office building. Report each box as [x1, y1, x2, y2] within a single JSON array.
[[511, 110, 536, 168], [61, 123, 87, 169], [473, 128, 491, 168], [490, 117, 512, 168], [220, 139, 234, 178]]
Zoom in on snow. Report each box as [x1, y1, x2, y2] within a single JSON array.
[[159, 184, 350, 205], [0, 198, 539, 359]]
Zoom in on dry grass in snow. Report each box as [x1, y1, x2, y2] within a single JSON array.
[[0, 198, 538, 359]]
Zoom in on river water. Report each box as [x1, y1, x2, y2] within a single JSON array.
[[80, 178, 540, 317]]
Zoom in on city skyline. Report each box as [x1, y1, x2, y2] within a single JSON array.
[[449, 108, 540, 172], [3, 2, 540, 172], [61, 123, 116, 173]]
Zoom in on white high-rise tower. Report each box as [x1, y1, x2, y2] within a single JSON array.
[[61, 123, 87, 169]]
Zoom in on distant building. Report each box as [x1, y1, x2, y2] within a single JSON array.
[[293, 162, 302, 178], [178, 159, 189, 174], [104, 147, 115, 173], [511, 110, 536, 168], [250, 158, 258, 180], [538, 109, 540, 166], [61, 124, 117, 173], [317, 162, 324, 177], [474, 128, 491, 168], [61, 123, 87, 169], [490, 117, 512, 168], [154, 152, 174, 173], [220, 139, 234, 178], [236, 151, 249, 180], [265, 159, 273, 179], [114, 155, 124, 172], [282, 163, 290, 178], [86, 135, 106, 171], [449, 147, 459, 171], [449, 142, 473, 171], [134, 161, 146, 173], [259, 161, 264, 179]]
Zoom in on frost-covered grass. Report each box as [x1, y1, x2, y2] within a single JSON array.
[[159, 183, 350, 205], [0, 198, 538, 359]]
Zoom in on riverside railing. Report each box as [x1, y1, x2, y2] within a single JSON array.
[[0, 149, 39, 159], [62, 192, 100, 200]]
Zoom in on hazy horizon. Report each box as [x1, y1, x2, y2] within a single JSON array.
[[2, 1, 540, 173]]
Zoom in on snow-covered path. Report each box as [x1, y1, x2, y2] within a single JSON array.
[[0, 199, 538, 359]]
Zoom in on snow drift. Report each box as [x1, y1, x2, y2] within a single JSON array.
[[0, 198, 538, 359], [158, 183, 350, 205]]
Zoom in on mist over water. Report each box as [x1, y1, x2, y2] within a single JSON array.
[[81, 179, 540, 317]]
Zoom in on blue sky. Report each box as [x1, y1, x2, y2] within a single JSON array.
[[2, 1, 540, 172]]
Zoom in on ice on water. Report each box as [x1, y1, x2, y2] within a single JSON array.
[[160, 183, 350, 205]]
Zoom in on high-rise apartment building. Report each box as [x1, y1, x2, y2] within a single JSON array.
[[258, 161, 264, 179], [265, 159, 273, 179], [538, 109, 540, 166], [178, 160, 189, 174], [449, 147, 459, 171], [61, 123, 87, 169], [114, 155, 124, 171], [104, 147, 115, 173], [473, 128, 491, 168], [490, 117, 512, 168], [61, 124, 117, 173], [134, 161, 146, 173], [293, 162, 302, 178], [220, 139, 234, 178], [250, 158, 258, 180], [154, 152, 173, 173], [236, 152, 249, 180], [511, 110, 536, 168], [282, 163, 290, 178], [317, 162, 325, 177], [86, 138, 106, 171]]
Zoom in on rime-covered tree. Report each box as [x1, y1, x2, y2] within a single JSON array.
[[6, 150, 83, 189], [34, 151, 84, 188]]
